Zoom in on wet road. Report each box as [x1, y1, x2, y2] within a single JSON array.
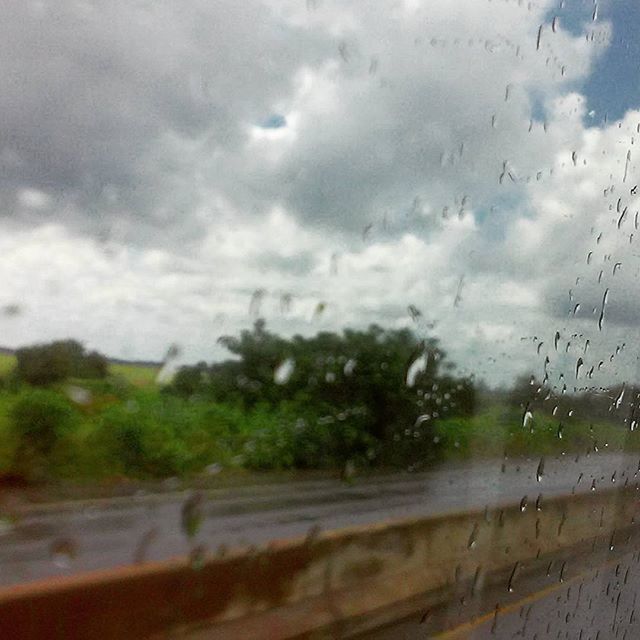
[[358, 529, 640, 640], [439, 552, 640, 639], [1, 452, 639, 588]]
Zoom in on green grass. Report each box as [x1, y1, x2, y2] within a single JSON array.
[[0, 384, 638, 490], [0, 352, 16, 376], [0, 352, 159, 387], [107, 362, 160, 387], [0, 391, 18, 472], [433, 403, 640, 460]]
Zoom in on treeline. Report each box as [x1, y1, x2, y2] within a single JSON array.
[[2, 325, 636, 484], [0, 323, 476, 481], [171, 320, 476, 467], [499, 375, 639, 430], [13, 340, 107, 386]]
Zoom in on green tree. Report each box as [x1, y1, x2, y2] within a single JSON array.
[[172, 322, 475, 466], [15, 340, 108, 385], [10, 389, 78, 480]]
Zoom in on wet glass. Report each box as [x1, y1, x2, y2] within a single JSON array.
[[1, 0, 640, 638]]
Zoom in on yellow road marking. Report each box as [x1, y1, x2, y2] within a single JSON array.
[[434, 557, 621, 638]]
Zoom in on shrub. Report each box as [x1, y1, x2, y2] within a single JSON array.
[[94, 392, 247, 477], [241, 401, 378, 470], [15, 340, 108, 386], [10, 389, 78, 479]]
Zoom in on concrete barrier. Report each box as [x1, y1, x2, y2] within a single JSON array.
[[0, 486, 638, 639]]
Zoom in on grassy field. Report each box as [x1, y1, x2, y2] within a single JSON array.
[[433, 403, 640, 460], [0, 352, 159, 387], [0, 354, 637, 488], [109, 362, 160, 387], [0, 352, 15, 376]]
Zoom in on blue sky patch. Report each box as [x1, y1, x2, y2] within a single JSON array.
[[545, 0, 640, 124], [260, 114, 287, 129]]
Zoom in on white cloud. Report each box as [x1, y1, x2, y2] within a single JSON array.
[[1, 0, 639, 389], [17, 188, 50, 210]]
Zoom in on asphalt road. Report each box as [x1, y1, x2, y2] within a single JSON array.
[[438, 552, 640, 639], [0, 451, 639, 588], [357, 528, 640, 640]]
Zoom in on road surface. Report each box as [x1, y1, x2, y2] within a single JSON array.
[[356, 535, 640, 639], [0, 452, 639, 588]]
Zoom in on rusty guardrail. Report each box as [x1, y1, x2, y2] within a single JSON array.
[[1, 486, 638, 639]]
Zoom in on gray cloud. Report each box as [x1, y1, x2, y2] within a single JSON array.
[[0, 0, 634, 389], [0, 1, 329, 243]]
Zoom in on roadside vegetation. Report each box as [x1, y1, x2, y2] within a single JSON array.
[[0, 326, 637, 486]]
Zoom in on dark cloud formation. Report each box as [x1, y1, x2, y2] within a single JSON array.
[[0, 0, 599, 247], [0, 1, 328, 243]]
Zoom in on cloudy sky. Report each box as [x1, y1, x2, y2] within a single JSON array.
[[1, 0, 640, 388]]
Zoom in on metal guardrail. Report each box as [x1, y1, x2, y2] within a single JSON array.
[[0, 486, 638, 639]]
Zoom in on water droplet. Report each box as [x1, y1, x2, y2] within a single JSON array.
[[343, 359, 356, 376], [2, 303, 21, 317], [342, 459, 356, 482], [312, 301, 327, 321], [615, 386, 625, 409], [408, 304, 422, 322], [468, 523, 479, 549], [249, 289, 266, 318], [133, 527, 159, 564], [536, 457, 545, 483], [520, 496, 528, 512], [598, 289, 609, 331], [189, 545, 207, 570], [559, 561, 567, 583], [274, 358, 295, 385], [50, 538, 78, 569], [181, 492, 204, 539], [535, 494, 542, 511], [338, 41, 349, 62], [280, 292, 293, 314], [65, 385, 92, 405], [305, 524, 322, 546], [575, 357, 584, 379], [508, 561, 520, 592], [491, 604, 500, 634], [414, 414, 431, 428], [406, 352, 428, 387]]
